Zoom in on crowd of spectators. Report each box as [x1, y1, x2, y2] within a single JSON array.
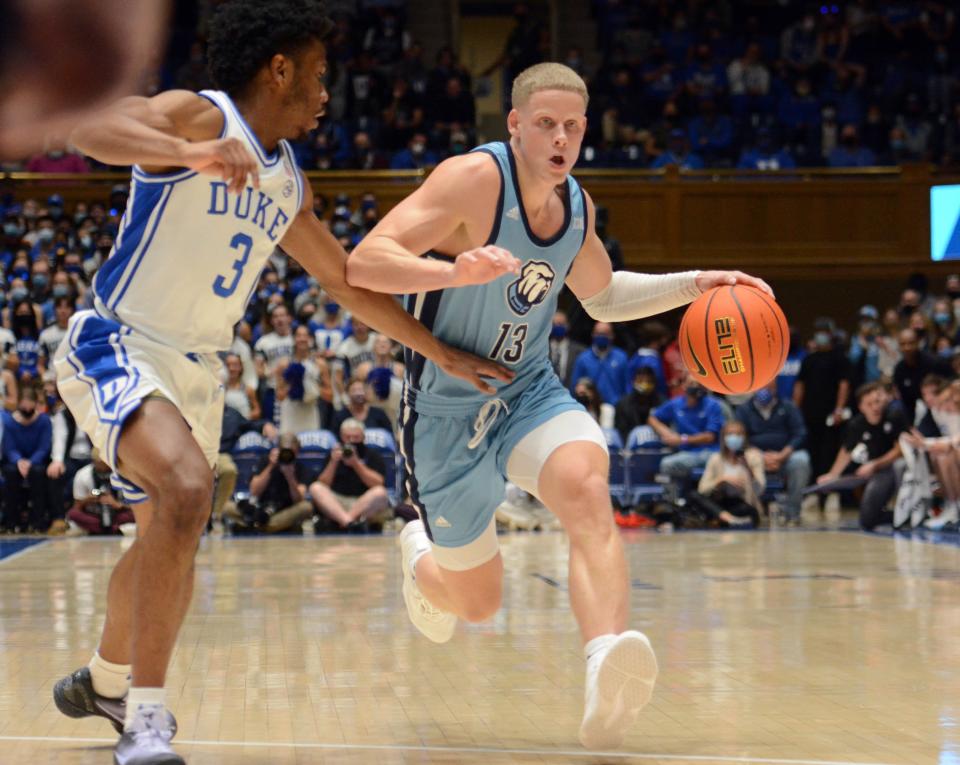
[[6, 1, 960, 174], [2, 182, 959, 535]]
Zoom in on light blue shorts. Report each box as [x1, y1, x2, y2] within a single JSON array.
[[399, 371, 605, 558]]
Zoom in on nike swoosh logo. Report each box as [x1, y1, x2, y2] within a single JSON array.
[[686, 335, 708, 376]]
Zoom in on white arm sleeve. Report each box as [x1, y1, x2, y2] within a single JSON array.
[[51, 410, 68, 463], [580, 270, 702, 322]]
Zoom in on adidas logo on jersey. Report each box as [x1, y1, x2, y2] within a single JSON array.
[[435, 516, 452, 528], [506, 206, 520, 220]]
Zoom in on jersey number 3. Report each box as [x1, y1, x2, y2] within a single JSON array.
[[212, 232, 253, 298], [490, 322, 527, 364]]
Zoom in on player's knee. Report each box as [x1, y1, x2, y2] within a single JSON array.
[[458, 591, 502, 623], [157, 472, 213, 536]]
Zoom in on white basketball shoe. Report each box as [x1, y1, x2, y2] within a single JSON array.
[[579, 631, 658, 750], [398, 520, 457, 643]]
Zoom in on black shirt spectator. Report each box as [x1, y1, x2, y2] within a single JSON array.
[[322, 443, 386, 497], [843, 405, 907, 461], [252, 452, 312, 510], [615, 368, 663, 441], [893, 328, 953, 421]]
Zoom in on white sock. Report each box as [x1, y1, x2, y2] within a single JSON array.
[[124, 687, 166, 731], [584, 633, 617, 663], [88, 652, 130, 699]]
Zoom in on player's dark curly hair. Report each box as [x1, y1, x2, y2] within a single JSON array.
[[208, 0, 334, 97]]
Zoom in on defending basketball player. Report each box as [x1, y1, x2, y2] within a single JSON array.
[[347, 63, 771, 749], [49, 3, 514, 764]]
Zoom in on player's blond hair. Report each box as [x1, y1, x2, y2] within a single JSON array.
[[511, 63, 588, 109]]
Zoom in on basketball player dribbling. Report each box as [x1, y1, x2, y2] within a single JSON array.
[[348, 63, 772, 749], [49, 3, 515, 763]]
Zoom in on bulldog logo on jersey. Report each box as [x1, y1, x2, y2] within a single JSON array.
[[507, 260, 555, 316]]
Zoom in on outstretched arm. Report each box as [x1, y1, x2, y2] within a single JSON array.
[[281, 178, 512, 394], [567, 191, 773, 321], [68, 90, 258, 193], [346, 153, 520, 294]]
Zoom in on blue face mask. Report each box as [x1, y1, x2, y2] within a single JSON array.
[[814, 331, 831, 347], [593, 335, 611, 351], [724, 434, 745, 452], [934, 312, 951, 326], [550, 324, 567, 340], [52, 284, 69, 298], [10, 287, 28, 303], [754, 389, 774, 406], [32, 274, 48, 290], [3, 222, 22, 237]]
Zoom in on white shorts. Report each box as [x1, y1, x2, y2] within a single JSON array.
[[429, 409, 607, 572], [54, 310, 224, 504]]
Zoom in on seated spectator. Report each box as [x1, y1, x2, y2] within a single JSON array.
[[11, 297, 41, 381], [215, 406, 277, 527], [737, 128, 796, 170], [66, 449, 134, 536], [627, 321, 668, 394], [245, 433, 314, 534], [893, 328, 954, 423], [829, 125, 877, 167], [223, 352, 261, 422], [736, 381, 811, 525], [684, 45, 728, 104], [1, 387, 52, 532], [332, 376, 392, 434], [390, 132, 437, 170], [896, 375, 950, 528], [614, 367, 663, 442], [688, 420, 765, 528], [428, 77, 476, 145], [342, 130, 387, 170], [309, 418, 390, 529], [688, 99, 734, 166], [275, 325, 322, 434], [648, 373, 725, 496], [817, 382, 906, 531], [548, 310, 585, 388], [650, 130, 705, 170], [570, 321, 630, 405]]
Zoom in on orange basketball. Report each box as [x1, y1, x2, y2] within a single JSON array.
[[678, 284, 788, 395]]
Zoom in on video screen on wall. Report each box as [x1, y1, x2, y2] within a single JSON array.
[[932, 184, 960, 261]]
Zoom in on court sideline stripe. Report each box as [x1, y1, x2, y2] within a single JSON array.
[[0, 735, 903, 765], [0, 540, 48, 566]]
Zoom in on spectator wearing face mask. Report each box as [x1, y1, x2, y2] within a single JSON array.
[[829, 125, 877, 167], [736, 380, 811, 525], [11, 298, 41, 381], [615, 367, 663, 442], [793, 321, 852, 479], [689, 421, 765, 528], [332, 376, 392, 435], [310, 293, 350, 360], [817, 382, 906, 531], [573, 377, 609, 427], [570, 321, 630, 405], [1, 387, 52, 532], [548, 310, 585, 388], [648, 372, 726, 497], [390, 132, 437, 169], [627, 321, 668, 395]]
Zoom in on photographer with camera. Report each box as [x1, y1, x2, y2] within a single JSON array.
[[246, 433, 314, 534], [66, 448, 134, 535], [309, 418, 390, 531]]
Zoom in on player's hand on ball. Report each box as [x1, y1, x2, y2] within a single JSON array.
[[451, 246, 521, 287], [695, 270, 774, 298], [179, 137, 260, 194], [438, 346, 515, 395]]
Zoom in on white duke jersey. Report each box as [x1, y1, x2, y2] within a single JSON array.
[[93, 89, 304, 353]]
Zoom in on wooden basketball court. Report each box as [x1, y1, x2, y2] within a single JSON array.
[[0, 527, 956, 764]]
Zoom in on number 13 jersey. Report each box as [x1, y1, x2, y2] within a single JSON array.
[[93, 89, 303, 353]]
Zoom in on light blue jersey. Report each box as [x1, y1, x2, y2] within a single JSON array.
[[399, 142, 593, 549], [403, 140, 588, 410]]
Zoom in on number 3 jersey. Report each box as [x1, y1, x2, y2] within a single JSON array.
[[92, 89, 303, 353], [403, 141, 588, 409]]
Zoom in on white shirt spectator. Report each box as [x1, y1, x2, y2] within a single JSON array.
[[39, 323, 68, 363], [255, 331, 294, 390], [727, 58, 770, 96], [230, 334, 260, 391]]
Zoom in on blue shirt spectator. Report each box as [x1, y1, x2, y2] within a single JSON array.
[[390, 133, 438, 170], [627, 348, 667, 396], [735, 393, 807, 453], [570, 323, 630, 405], [651, 131, 705, 169], [777, 347, 806, 402], [828, 134, 876, 168], [688, 102, 734, 162], [651, 390, 725, 452], [2, 408, 52, 466], [778, 80, 821, 130], [737, 147, 796, 170]]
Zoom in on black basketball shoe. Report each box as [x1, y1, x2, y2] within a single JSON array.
[[53, 667, 178, 738]]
